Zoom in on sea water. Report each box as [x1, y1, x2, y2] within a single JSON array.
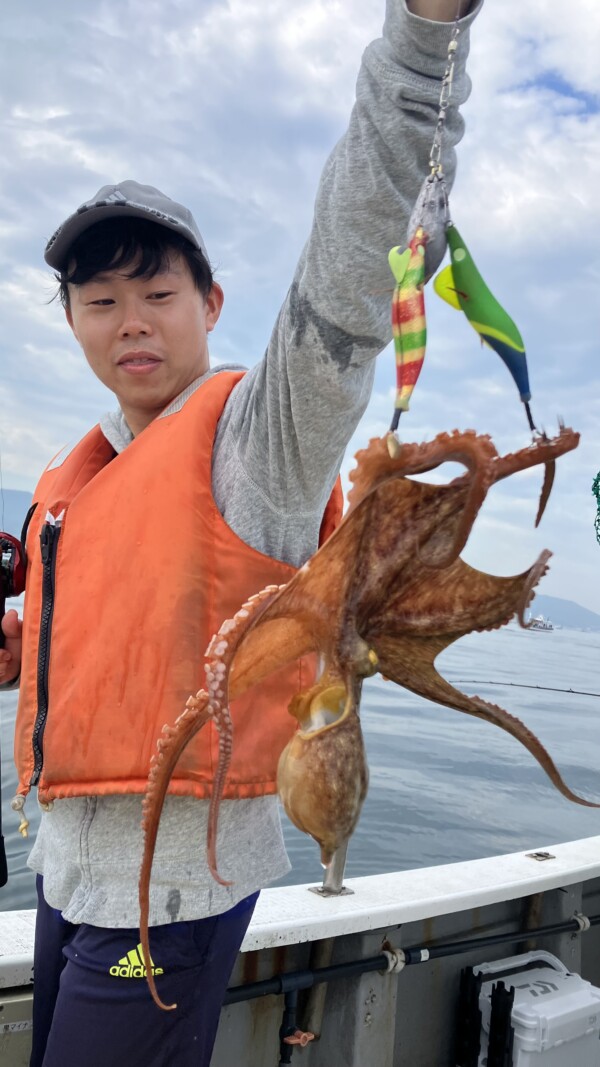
[[1, 620, 599, 911]]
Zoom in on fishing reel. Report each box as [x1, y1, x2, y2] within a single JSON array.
[[0, 532, 26, 648]]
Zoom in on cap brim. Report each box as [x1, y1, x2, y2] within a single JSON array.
[[44, 202, 205, 270]]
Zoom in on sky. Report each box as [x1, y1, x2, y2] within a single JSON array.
[[0, 0, 599, 612]]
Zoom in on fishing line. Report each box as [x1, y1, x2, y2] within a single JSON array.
[[427, 8, 461, 182], [455, 680, 600, 699]]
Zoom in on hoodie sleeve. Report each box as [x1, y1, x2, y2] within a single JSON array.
[[213, 0, 483, 565]]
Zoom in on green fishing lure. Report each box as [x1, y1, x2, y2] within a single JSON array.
[[434, 223, 533, 411]]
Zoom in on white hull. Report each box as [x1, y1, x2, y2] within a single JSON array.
[[2, 835, 600, 1065]]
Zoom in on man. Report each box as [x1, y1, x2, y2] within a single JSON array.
[[1, 1, 481, 1063]]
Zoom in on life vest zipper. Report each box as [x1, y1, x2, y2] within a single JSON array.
[[30, 511, 63, 787]]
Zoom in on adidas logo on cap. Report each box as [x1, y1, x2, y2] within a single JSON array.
[[109, 942, 164, 979]]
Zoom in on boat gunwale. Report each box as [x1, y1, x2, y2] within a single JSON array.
[[2, 834, 600, 983], [243, 834, 600, 950]]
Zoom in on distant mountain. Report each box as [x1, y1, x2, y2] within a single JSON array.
[[0, 488, 33, 539], [529, 595, 600, 632]]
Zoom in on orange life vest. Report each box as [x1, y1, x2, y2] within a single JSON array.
[[14, 371, 342, 804]]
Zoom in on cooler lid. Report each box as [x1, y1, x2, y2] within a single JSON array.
[[481, 966, 600, 1051]]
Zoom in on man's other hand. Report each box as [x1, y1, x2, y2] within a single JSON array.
[[0, 609, 23, 685]]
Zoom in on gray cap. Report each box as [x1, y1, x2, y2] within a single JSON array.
[[44, 180, 209, 270]]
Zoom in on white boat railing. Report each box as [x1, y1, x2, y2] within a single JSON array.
[[2, 835, 600, 974]]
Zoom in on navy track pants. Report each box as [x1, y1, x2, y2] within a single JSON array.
[[30, 876, 257, 1067]]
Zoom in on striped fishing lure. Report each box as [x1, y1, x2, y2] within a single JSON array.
[[388, 227, 428, 449]]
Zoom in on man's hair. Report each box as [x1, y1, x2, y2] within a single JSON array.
[[55, 216, 214, 309]]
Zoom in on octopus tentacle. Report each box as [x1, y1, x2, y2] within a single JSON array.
[[533, 421, 565, 527], [490, 428, 578, 529], [415, 434, 497, 567], [535, 460, 556, 528], [491, 427, 578, 490], [446, 688, 600, 810], [347, 431, 493, 512], [349, 432, 498, 567], [517, 549, 552, 628], [204, 584, 287, 885], [377, 638, 599, 810], [376, 551, 551, 643], [139, 692, 211, 1011]]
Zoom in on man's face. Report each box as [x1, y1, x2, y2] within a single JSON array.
[[65, 254, 224, 435]]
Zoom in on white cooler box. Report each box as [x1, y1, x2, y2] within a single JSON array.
[[474, 951, 600, 1066]]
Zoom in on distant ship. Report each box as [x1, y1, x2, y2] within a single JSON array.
[[528, 613, 554, 631]]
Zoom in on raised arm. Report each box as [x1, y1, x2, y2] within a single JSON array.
[[213, 0, 483, 564], [292, 0, 479, 343]]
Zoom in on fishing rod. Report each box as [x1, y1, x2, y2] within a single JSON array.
[[454, 680, 600, 699]]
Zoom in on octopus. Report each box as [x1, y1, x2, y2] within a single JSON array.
[[139, 424, 598, 1010]]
